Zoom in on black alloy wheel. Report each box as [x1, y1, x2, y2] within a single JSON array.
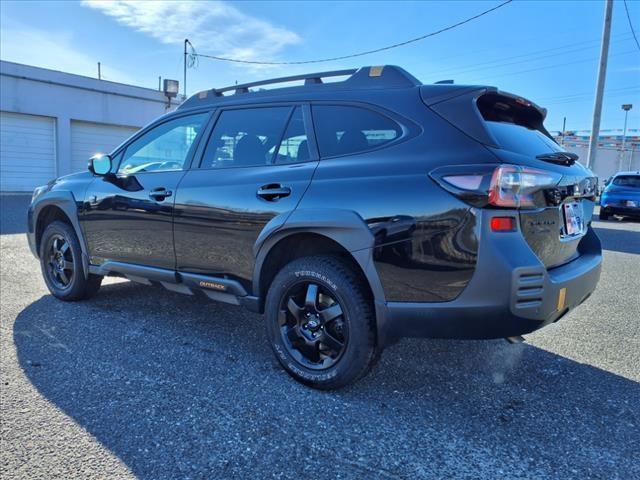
[[265, 255, 378, 389], [46, 234, 74, 289], [39, 221, 103, 301], [279, 281, 347, 370]]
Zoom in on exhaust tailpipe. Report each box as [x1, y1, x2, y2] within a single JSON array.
[[505, 336, 525, 344]]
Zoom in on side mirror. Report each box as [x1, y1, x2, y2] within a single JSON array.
[[89, 154, 112, 176]]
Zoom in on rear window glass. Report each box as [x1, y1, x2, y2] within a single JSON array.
[[485, 121, 564, 157], [312, 105, 401, 157], [612, 175, 640, 187], [478, 93, 562, 157]]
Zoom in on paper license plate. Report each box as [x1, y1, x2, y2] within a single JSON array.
[[563, 201, 585, 236]]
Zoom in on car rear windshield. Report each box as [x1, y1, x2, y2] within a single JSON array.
[[485, 121, 564, 157], [612, 175, 640, 187], [477, 92, 564, 157]]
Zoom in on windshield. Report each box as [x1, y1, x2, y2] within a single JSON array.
[[486, 121, 564, 156], [612, 175, 640, 188]]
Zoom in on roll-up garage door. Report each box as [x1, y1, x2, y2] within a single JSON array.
[[0, 111, 56, 192], [70, 121, 139, 173]]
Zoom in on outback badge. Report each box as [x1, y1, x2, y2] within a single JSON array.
[[199, 280, 226, 291]]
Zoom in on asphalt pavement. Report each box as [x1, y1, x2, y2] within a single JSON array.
[[1, 194, 639, 479]]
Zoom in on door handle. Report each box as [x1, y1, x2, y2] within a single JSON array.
[[149, 188, 172, 200], [257, 184, 291, 201]]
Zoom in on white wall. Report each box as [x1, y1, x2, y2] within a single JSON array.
[[563, 144, 640, 181], [0, 61, 180, 190]]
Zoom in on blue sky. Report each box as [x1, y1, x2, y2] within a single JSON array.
[[1, 0, 638, 133]]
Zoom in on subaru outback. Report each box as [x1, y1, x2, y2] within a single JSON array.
[[28, 66, 602, 389]]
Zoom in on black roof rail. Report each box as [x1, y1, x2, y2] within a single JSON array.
[[214, 68, 358, 96], [179, 66, 423, 109]]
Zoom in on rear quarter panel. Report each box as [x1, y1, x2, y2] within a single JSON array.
[[297, 92, 495, 302]]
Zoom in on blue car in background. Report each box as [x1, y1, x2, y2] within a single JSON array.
[[599, 171, 640, 220]]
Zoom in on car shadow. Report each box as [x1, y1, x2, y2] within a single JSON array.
[[14, 281, 640, 478], [593, 226, 640, 255], [0, 195, 30, 235]]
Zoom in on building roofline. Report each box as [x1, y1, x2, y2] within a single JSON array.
[[0, 60, 176, 104]]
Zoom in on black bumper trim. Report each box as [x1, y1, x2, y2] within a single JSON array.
[[380, 215, 602, 342]]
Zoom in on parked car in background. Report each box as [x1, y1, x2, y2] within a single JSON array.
[[28, 66, 602, 389], [599, 171, 640, 220]]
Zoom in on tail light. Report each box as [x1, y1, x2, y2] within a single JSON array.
[[430, 164, 562, 209], [490, 216, 516, 231]]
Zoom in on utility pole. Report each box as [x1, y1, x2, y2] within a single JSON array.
[[183, 39, 189, 99], [97, 62, 101, 80], [561, 117, 567, 146], [586, 0, 613, 171], [620, 104, 633, 170]]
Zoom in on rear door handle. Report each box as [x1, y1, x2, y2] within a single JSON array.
[[257, 184, 291, 201], [149, 188, 172, 200]]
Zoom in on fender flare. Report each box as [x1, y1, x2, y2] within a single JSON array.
[[252, 209, 391, 344], [32, 190, 90, 279]]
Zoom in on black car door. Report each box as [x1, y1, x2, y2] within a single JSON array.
[[173, 105, 318, 288], [81, 112, 210, 269]]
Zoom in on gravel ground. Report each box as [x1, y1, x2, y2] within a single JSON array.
[[1, 194, 639, 479]]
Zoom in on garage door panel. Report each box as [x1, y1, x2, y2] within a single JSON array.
[[1, 111, 56, 192], [71, 121, 139, 173]]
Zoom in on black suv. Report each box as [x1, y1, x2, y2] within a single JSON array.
[[28, 66, 602, 389]]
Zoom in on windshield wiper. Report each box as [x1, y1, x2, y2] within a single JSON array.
[[536, 151, 578, 165]]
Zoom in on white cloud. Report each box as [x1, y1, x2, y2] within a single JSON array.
[[0, 19, 136, 84], [81, 0, 300, 64]]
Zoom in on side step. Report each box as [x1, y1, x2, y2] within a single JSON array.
[[89, 261, 257, 308]]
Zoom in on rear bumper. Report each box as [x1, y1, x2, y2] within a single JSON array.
[[600, 205, 640, 217], [379, 213, 602, 342]]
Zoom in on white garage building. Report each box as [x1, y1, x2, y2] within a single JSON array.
[[0, 60, 180, 192]]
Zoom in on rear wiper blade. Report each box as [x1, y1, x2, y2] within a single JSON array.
[[536, 151, 579, 165]]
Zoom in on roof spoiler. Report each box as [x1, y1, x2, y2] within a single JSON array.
[[423, 87, 551, 148]]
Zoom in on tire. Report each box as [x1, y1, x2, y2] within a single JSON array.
[[265, 255, 378, 390], [599, 209, 609, 220], [39, 221, 103, 301]]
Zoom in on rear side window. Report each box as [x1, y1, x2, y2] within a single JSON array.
[[272, 107, 311, 164], [201, 107, 290, 168], [312, 105, 401, 157]]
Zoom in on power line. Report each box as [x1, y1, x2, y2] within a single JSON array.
[[623, 0, 640, 51], [473, 50, 637, 82], [428, 34, 632, 78], [189, 0, 513, 65], [537, 85, 640, 102], [544, 89, 640, 106]]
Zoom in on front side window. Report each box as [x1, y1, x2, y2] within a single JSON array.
[[201, 107, 291, 168], [312, 105, 401, 157], [118, 113, 207, 174]]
